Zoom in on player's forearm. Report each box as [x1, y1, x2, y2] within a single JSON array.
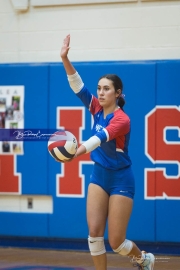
[[75, 145, 86, 158], [74, 136, 101, 158], [61, 56, 76, 75]]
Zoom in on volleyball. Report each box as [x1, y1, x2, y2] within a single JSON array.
[[48, 130, 78, 162]]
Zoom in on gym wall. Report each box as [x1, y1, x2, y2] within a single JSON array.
[[0, 0, 180, 62]]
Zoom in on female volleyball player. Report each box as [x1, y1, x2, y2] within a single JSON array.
[[60, 34, 155, 270]]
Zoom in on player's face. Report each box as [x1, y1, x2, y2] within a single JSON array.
[[97, 78, 120, 108]]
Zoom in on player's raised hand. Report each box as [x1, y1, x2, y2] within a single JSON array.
[[60, 34, 70, 59]]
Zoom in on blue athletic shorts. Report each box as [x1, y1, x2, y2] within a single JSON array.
[[90, 163, 135, 199]]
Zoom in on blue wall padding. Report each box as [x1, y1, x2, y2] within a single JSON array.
[[0, 60, 179, 243]]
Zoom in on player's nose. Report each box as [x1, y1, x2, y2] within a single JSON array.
[[99, 89, 104, 95]]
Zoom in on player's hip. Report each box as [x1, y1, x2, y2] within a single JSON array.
[[90, 163, 135, 199]]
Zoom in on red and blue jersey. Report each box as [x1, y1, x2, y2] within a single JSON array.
[[76, 85, 132, 170]]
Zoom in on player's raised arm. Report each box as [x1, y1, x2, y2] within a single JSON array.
[[60, 34, 76, 75], [60, 35, 84, 93]]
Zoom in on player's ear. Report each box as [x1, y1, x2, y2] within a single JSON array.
[[116, 89, 121, 98]]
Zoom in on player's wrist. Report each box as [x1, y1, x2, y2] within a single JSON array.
[[61, 55, 68, 61]]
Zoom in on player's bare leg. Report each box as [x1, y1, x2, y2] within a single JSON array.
[[87, 183, 109, 270], [108, 195, 141, 256], [108, 195, 155, 269]]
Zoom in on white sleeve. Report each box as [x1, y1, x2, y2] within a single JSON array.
[[82, 136, 101, 153], [67, 72, 84, 93]]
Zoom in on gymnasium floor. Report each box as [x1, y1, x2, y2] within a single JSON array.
[[0, 248, 179, 270]]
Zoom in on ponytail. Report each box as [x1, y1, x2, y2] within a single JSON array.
[[117, 94, 125, 111]]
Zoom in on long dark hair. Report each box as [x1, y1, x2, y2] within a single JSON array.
[[99, 74, 125, 110]]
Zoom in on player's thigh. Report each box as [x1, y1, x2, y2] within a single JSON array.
[[87, 183, 109, 236], [108, 195, 133, 249]]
